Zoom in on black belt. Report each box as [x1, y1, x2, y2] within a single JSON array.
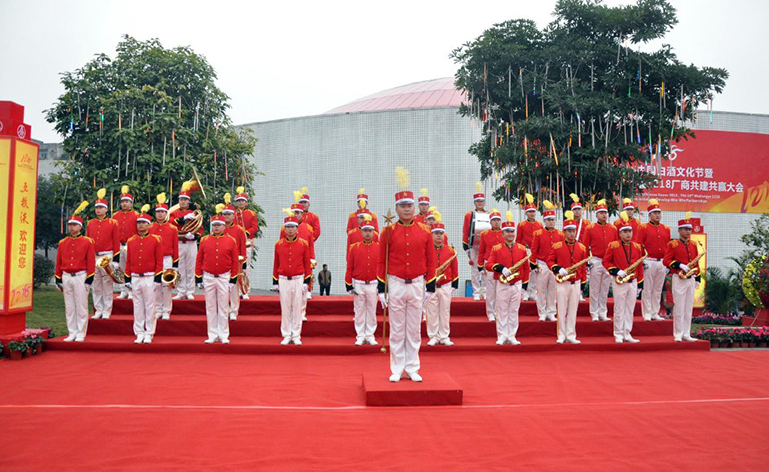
[[404, 279, 413, 284]]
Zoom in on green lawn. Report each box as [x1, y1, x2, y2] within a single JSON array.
[[26, 286, 92, 338]]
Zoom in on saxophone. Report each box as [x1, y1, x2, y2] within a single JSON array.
[[555, 256, 592, 283], [615, 250, 648, 284], [435, 252, 458, 284], [499, 253, 532, 284], [679, 241, 706, 279]]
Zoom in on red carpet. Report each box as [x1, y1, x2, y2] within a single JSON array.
[[1, 350, 768, 470]]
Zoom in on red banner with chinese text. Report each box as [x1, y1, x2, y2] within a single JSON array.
[[634, 130, 769, 214]]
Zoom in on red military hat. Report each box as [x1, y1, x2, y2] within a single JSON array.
[[357, 188, 368, 202], [594, 199, 608, 213], [94, 189, 108, 209], [563, 214, 577, 231], [67, 215, 84, 226], [418, 188, 430, 204], [502, 221, 516, 231], [119, 185, 133, 202], [222, 204, 236, 215], [621, 197, 635, 211], [473, 182, 485, 201], [678, 211, 694, 229], [569, 193, 582, 210], [283, 215, 299, 227], [359, 214, 375, 230], [647, 199, 661, 213], [489, 209, 502, 221], [430, 223, 446, 233], [395, 190, 414, 204], [290, 203, 303, 213], [234, 186, 248, 202], [211, 214, 226, 225]]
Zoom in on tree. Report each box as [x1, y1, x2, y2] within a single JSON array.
[[35, 175, 63, 258], [45, 35, 264, 238], [451, 0, 728, 213]]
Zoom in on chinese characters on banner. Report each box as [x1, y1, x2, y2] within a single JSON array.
[[634, 131, 769, 214], [0, 139, 10, 311], [7, 140, 38, 311]]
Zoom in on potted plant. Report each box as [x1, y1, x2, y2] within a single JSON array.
[[759, 328, 769, 348], [7, 340, 27, 360], [0, 341, 4, 358], [26, 335, 44, 355]]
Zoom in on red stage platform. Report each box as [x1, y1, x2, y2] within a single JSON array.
[[47, 295, 708, 354], [362, 372, 463, 406]]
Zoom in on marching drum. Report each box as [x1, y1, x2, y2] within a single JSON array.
[[469, 212, 491, 248]]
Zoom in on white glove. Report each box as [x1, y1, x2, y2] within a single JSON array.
[[679, 264, 690, 273], [56, 283, 63, 292], [586, 259, 593, 268], [125, 283, 133, 290], [270, 286, 279, 292], [184, 232, 195, 240], [198, 283, 205, 290], [183, 213, 195, 221], [112, 261, 120, 270], [617, 270, 628, 278], [379, 293, 388, 309], [502, 267, 513, 278], [84, 284, 91, 291], [695, 280, 701, 289], [348, 289, 358, 296], [643, 262, 649, 270], [558, 268, 568, 277]]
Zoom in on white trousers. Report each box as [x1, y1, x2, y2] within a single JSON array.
[[425, 285, 452, 341], [155, 256, 173, 317], [204, 271, 231, 341], [279, 277, 304, 339], [469, 247, 483, 296], [641, 260, 667, 320], [483, 271, 497, 320], [132, 276, 156, 337], [495, 280, 522, 342], [229, 279, 241, 317], [92, 263, 114, 318], [388, 276, 424, 376], [246, 246, 254, 271], [556, 282, 580, 341], [301, 283, 308, 318], [63, 272, 88, 338], [177, 242, 197, 297], [525, 268, 538, 301], [536, 261, 557, 318], [118, 244, 131, 296], [612, 280, 637, 339], [353, 281, 378, 341], [672, 276, 696, 340], [589, 257, 611, 319]]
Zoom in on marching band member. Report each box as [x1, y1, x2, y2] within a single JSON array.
[[347, 188, 379, 232], [531, 200, 563, 321], [273, 211, 313, 345], [414, 188, 431, 224], [113, 186, 138, 299], [603, 211, 644, 343], [345, 215, 380, 345], [55, 201, 95, 342], [222, 196, 248, 321], [635, 199, 670, 321], [346, 210, 379, 253], [425, 213, 458, 346], [234, 186, 260, 299], [663, 213, 701, 342], [124, 205, 163, 344], [614, 198, 640, 234], [171, 182, 204, 300], [583, 199, 618, 321], [569, 194, 591, 243], [378, 168, 437, 382], [487, 211, 531, 345], [462, 182, 488, 300], [87, 189, 120, 320], [516, 194, 542, 301], [280, 204, 316, 315], [548, 211, 588, 344], [298, 187, 321, 240], [195, 213, 240, 344], [477, 209, 504, 322], [149, 194, 179, 320]]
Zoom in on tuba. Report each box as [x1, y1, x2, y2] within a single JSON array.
[[167, 169, 207, 234], [97, 255, 125, 284], [238, 255, 250, 295], [161, 269, 178, 288], [615, 250, 648, 284]]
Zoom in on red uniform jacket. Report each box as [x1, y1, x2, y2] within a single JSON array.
[[477, 228, 505, 267], [663, 239, 701, 278], [462, 209, 488, 250], [195, 234, 240, 283], [272, 236, 312, 284], [224, 223, 248, 265], [87, 217, 120, 258], [614, 217, 640, 238], [124, 233, 163, 283], [515, 219, 543, 249], [170, 207, 205, 240], [486, 242, 531, 286], [279, 222, 316, 259], [636, 222, 671, 259], [347, 211, 379, 232], [55, 235, 96, 285], [414, 213, 430, 225], [235, 208, 260, 240], [303, 211, 321, 240], [602, 240, 645, 285], [377, 220, 437, 292], [531, 228, 565, 263], [547, 240, 588, 284], [112, 209, 139, 245], [346, 228, 380, 254], [149, 220, 180, 265], [345, 240, 380, 290], [583, 221, 619, 258], [434, 244, 459, 289]]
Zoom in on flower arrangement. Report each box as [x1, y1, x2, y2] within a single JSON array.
[[694, 326, 769, 348], [7, 340, 28, 352], [692, 312, 742, 326], [743, 255, 769, 309]]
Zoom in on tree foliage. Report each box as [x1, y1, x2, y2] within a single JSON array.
[[451, 0, 728, 213], [46, 35, 263, 234], [35, 175, 62, 257]]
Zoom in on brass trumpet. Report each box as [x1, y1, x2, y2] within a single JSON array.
[[615, 250, 647, 284], [679, 241, 706, 279], [161, 269, 178, 288], [555, 256, 592, 283], [499, 253, 532, 284], [97, 255, 125, 284]]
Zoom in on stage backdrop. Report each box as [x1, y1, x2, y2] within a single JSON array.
[[634, 130, 769, 214]]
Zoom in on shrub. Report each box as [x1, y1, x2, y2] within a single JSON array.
[[704, 267, 742, 315], [34, 254, 55, 288]]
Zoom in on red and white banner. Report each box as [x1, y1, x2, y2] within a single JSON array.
[[634, 130, 769, 214]]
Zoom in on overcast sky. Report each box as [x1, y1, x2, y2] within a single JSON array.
[[2, 0, 767, 143]]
